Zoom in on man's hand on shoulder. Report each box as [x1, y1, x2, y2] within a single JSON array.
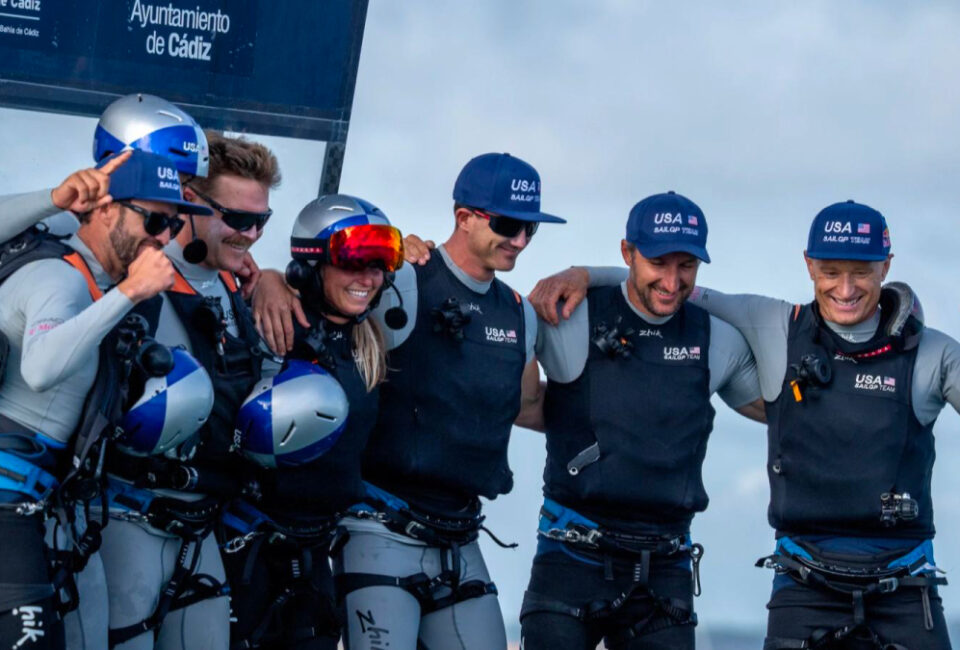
[[252, 269, 309, 356], [403, 233, 435, 266], [528, 267, 590, 326]]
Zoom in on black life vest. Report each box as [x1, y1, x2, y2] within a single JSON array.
[[765, 302, 934, 538], [263, 315, 379, 519], [363, 254, 526, 515], [543, 286, 714, 535], [163, 266, 263, 470]]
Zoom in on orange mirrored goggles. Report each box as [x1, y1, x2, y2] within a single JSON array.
[[291, 224, 404, 272]]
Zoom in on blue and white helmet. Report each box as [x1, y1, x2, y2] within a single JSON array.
[[235, 360, 349, 469], [118, 348, 214, 457], [93, 94, 209, 177]]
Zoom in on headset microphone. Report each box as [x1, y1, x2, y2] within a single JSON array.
[[182, 214, 208, 264]]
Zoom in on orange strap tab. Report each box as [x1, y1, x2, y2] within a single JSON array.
[[62, 252, 103, 301], [169, 268, 198, 295], [792, 304, 801, 322], [220, 271, 239, 294], [790, 379, 803, 402]]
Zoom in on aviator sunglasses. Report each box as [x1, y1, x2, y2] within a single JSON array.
[[187, 186, 273, 232], [471, 208, 539, 239], [117, 202, 185, 238]]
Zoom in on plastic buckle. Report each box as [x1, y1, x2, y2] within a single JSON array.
[[878, 577, 899, 593]]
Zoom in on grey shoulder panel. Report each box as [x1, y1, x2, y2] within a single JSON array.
[[586, 266, 629, 288], [912, 327, 960, 425], [536, 298, 590, 383], [521, 295, 537, 365], [371, 262, 418, 351], [708, 315, 762, 408], [691, 288, 792, 402]]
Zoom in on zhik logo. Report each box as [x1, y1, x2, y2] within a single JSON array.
[[12, 605, 45, 647]]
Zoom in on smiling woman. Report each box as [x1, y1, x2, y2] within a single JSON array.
[[223, 193, 397, 648]]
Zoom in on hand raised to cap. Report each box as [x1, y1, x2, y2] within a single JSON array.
[[528, 267, 590, 326], [50, 149, 133, 214]]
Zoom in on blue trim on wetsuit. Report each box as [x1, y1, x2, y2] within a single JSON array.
[[0, 449, 59, 503], [347, 481, 412, 515]]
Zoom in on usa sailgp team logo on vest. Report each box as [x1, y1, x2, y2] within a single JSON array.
[[663, 345, 700, 361], [485, 326, 518, 344], [854, 373, 897, 392]]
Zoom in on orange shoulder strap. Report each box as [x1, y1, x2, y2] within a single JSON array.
[[168, 267, 198, 295], [219, 271, 239, 294], [62, 252, 103, 301]]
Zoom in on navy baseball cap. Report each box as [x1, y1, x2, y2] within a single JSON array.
[[806, 200, 890, 261], [101, 149, 212, 215], [452, 153, 566, 223], [625, 191, 710, 263]]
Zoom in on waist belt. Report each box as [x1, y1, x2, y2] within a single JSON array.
[[220, 498, 339, 555], [538, 498, 699, 554], [107, 478, 220, 538], [348, 481, 486, 547], [758, 536, 947, 634]]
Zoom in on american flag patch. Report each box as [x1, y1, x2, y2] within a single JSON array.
[[689, 346, 701, 354], [506, 330, 517, 338], [688, 215, 699, 226], [884, 377, 896, 387], [858, 223, 871, 234]]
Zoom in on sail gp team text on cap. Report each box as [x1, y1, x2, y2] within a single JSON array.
[[806, 200, 891, 261]]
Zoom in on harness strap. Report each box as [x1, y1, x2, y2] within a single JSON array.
[[108, 535, 228, 647], [228, 529, 342, 649], [764, 629, 910, 650], [520, 585, 696, 644], [758, 542, 943, 647], [335, 571, 497, 615]]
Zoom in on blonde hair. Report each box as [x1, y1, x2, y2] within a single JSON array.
[[190, 130, 281, 192], [352, 319, 387, 391]]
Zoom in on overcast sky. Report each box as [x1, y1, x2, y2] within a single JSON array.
[[2, 1, 960, 638]]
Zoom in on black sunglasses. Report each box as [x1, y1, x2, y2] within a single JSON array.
[[472, 208, 539, 239], [117, 201, 185, 238], [188, 186, 272, 232]]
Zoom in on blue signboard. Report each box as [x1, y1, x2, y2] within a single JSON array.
[[0, 0, 368, 142]]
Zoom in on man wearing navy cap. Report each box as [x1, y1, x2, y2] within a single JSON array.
[[529, 200, 960, 649], [0, 150, 209, 649], [318, 153, 564, 649], [517, 192, 763, 650]]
